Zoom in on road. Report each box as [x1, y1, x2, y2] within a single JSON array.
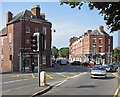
[[43, 72, 118, 96], [2, 64, 88, 95], [1, 64, 120, 96]]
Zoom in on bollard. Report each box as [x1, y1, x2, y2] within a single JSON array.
[[40, 71, 47, 86]]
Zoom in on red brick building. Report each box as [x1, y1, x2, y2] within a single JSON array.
[[0, 5, 52, 72], [69, 26, 113, 65]]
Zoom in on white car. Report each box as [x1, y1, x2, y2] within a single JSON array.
[[60, 59, 68, 65], [91, 65, 107, 79]]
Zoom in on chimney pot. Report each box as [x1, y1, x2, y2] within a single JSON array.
[[87, 30, 92, 34], [99, 26, 104, 33], [31, 5, 40, 18], [6, 11, 13, 24], [40, 13, 45, 19]]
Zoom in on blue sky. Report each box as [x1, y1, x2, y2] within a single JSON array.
[[0, 1, 119, 49]]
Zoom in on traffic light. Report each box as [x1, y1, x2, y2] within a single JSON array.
[[93, 54, 96, 59], [39, 34, 44, 51], [55, 53, 57, 59], [31, 33, 39, 52]]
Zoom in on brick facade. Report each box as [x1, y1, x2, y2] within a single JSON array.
[[0, 5, 52, 72], [69, 26, 113, 65]]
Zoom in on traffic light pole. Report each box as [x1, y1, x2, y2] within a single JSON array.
[[38, 53, 40, 87]]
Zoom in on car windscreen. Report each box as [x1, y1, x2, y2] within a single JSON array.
[[93, 66, 105, 70]]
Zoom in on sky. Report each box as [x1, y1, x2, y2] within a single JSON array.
[[0, 1, 119, 49]]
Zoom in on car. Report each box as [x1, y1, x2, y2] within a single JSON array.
[[91, 65, 107, 79], [107, 63, 118, 72], [82, 62, 89, 66], [60, 59, 68, 65], [102, 64, 113, 72], [71, 61, 81, 65]]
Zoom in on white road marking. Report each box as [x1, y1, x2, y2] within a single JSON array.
[[55, 79, 67, 87], [3, 79, 29, 84]]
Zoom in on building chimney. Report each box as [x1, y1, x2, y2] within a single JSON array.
[[31, 5, 40, 18], [40, 13, 45, 19], [99, 26, 104, 33], [87, 30, 92, 34], [6, 11, 13, 24]]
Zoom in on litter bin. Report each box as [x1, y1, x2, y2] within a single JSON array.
[[40, 71, 46, 86]]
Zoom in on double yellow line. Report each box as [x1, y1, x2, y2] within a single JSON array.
[[113, 73, 120, 97], [113, 84, 120, 97]]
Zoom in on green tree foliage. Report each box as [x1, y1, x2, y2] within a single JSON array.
[[113, 48, 120, 62], [51, 46, 58, 55], [60, 1, 120, 33], [58, 47, 69, 58]]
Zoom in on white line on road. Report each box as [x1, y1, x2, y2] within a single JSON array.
[[55, 79, 67, 87], [3, 79, 29, 84]]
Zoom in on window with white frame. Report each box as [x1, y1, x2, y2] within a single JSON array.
[[43, 27, 47, 35], [93, 38, 96, 44], [108, 39, 110, 45], [108, 46, 110, 52], [1, 60, 3, 68], [1, 38, 3, 45], [9, 33, 11, 43], [1, 48, 3, 58], [42, 55, 46, 64], [26, 25, 30, 33], [44, 40, 46, 49], [35, 26, 38, 32]]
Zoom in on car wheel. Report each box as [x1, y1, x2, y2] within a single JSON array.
[[104, 76, 107, 79]]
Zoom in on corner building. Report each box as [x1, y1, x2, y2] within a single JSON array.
[[69, 26, 113, 64], [0, 5, 52, 72]]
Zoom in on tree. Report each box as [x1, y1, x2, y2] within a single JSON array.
[[60, 1, 120, 33], [58, 47, 69, 58], [51, 46, 58, 56], [113, 48, 120, 62]]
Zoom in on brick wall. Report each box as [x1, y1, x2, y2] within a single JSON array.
[[69, 32, 113, 64], [0, 24, 14, 72]]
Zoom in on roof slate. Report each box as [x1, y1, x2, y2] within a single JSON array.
[[8, 9, 49, 25], [0, 27, 7, 36], [89, 29, 109, 36]]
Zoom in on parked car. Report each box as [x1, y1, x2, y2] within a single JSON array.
[[91, 65, 107, 79], [107, 63, 118, 72], [60, 59, 68, 65], [71, 61, 81, 65], [82, 62, 89, 66], [89, 61, 94, 65]]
